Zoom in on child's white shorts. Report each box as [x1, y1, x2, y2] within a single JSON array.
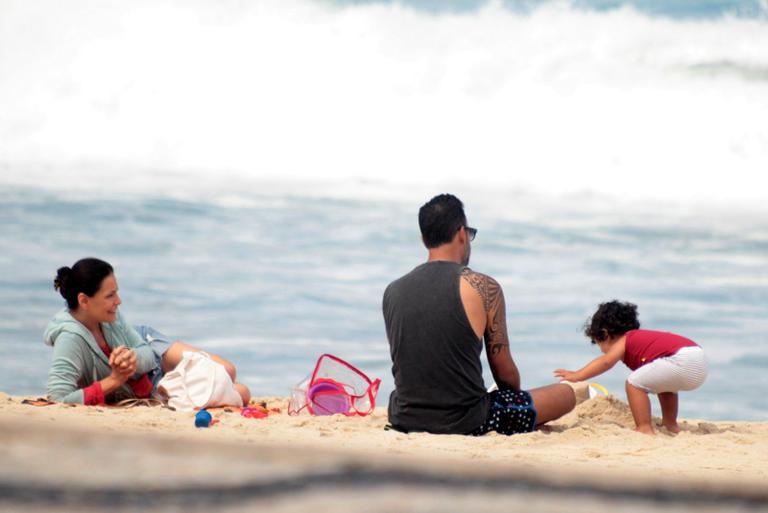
[[627, 346, 708, 394]]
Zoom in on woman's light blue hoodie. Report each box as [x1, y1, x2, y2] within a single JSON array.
[[43, 308, 157, 403]]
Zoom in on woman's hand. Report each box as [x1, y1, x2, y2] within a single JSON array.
[[553, 369, 580, 382], [109, 346, 137, 381]]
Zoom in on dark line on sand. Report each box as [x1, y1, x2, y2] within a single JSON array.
[[1, 464, 766, 510]]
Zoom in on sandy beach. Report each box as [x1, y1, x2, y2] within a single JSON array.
[[1, 391, 766, 512]]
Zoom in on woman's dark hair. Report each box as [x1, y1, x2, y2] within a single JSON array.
[[54, 258, 114, 310], [584, 300, 640, 343], [418, 193, 467, 248]]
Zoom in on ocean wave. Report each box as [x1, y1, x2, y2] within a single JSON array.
[[1, 0, 767, 203], [330, 0, 768, 20], [686, 60, 768, 81], [729, 352, 768, 367]]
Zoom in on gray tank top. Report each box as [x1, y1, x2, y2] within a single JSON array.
[[383, 261, 489, 434]]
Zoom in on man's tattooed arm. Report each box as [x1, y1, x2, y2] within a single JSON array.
[[461, 268, 520, 390], [461, 268, 509, 359]]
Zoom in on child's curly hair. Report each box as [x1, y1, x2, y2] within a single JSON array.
[[584, 300, 640, 343]]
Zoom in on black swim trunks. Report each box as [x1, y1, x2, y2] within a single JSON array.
[[470, 389, 537, 436]]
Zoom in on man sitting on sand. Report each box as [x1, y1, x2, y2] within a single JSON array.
[[383, 194, 576, 435]]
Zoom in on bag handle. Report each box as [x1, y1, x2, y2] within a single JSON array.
[[351, 378, 381, 416]]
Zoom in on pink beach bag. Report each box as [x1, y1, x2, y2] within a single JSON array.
[[289, 354, 381, 417]]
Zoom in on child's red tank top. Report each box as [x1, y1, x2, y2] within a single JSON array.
[[623, 329, 698, 370]]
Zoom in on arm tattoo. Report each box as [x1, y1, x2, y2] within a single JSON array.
[[461, 268, 499, 312], [461, 268, 510, 358]]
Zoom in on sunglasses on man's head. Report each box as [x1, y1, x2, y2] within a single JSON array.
[[464, 226, 477, 241]]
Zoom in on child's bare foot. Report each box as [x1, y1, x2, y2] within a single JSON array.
[[635, 424, 656, 435], [662, 422, 680, 434]]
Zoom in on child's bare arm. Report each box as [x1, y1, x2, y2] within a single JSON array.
[[554, 338, 626, 382]]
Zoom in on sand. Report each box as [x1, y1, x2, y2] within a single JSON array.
[[1, 391, 766, 512]]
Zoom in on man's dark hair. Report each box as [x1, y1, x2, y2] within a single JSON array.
[[418, 194, 467, 248], [584, 300, 641, 343]]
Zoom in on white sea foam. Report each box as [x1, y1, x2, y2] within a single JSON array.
[[1, 0, 767, 204]]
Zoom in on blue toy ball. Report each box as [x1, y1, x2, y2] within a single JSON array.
[[195, 409, 212, 428]]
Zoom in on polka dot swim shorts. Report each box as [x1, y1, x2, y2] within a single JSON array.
[[470, 389, 537, 436]]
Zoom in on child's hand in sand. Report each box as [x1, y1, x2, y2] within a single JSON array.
[[553, 369, 579, 382]]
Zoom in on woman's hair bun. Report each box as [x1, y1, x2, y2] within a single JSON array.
[[54, 266, 71, 293], [54, 259, 114, 309]]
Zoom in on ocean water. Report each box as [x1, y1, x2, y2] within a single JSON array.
[[1, 0, 767, 420], [1, 184, 766, 421]]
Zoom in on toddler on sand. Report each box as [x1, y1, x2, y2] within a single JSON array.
[[554, 300, 708, 435]]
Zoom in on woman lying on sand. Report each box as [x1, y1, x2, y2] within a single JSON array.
[[45, 257, 250, 406]]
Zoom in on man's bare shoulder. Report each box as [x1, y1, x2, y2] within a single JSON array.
[[460, 267, 501, 285], [460, 268, 503, 313]]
